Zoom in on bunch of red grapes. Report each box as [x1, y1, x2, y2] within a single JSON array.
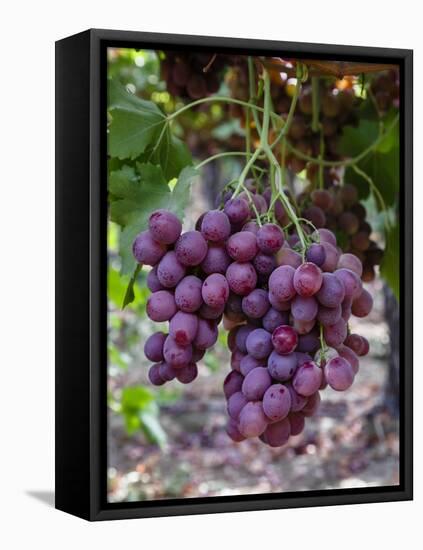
[[299, 184, 384, 282], [161, 52, 227, 100], [132, 184, 373, 447]]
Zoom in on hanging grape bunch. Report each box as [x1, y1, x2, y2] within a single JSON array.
[[133, 178, 372, 447]]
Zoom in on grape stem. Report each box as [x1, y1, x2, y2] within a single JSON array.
[[351, 163, 392, 230], [196, 151, 257, 169], [269, 66, 302, 150], [166, 96, 279, 124], [260, 69, 308, 255], [319, 323, 327, 365]]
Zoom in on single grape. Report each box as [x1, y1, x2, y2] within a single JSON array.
[[146, 290, 177, 322], [338, 211, 359, 235], [194, 318, 218, 350], [144, 331, 167, 362], [201, 210, 231, 242], [286, 382, 308, 411], [315, 228, 337, 247], [163, 335, 192, 369], [238, 401, 268, 438], [169, 311, 199, 346], [246, 328, 273, 359], [293, 262, 323, 297], [224, 197, 250, 224], [148, 209, 182, 244], [337, 253, 363, 277], [276, 247, 303, 269], [175, 231, 208, 266], [269, 265, 296, 302], [227, 391, 248, 420], [316, 272, 345, 308], [158, 361, 176, 382], [306, 243, 326, 267], [345, 333, 368, 356], [320, 241, 340, 272], [242, 289, 270, 319], [201, 244, 231, 275], [351, 231, 371, 251], [176, 362, 198, 384], [175, 275, 203, 312], [352, 289, 373, 317], [323, 318, 347, 347], [262, 418, 290, 447], [242, 367, 272, 401], [272, 325, 298, 355], [201, 273, 229, 309], [311, 189, 333, 211], [257, 223, 284, 254], [132, 230, 166, 266], [291, 295, 318, 322], [292, 361, 322, 397], [226, 231, 258, 262], [262, 308, 289, 333], [157, 251, 186, 288], [324, 356, 354, 391], [223, 370, 244, 399], [253, 252, 277, 276], [147, 267, 164, 292], [334, 268, 362, 300], [148, 363, 165, 386], [262, 384, 291, 422], [226, 418, 246, 442], [303, 205, 326, 229], [226, 262, 257, 296], [288, 412, 305, 436], [337, 344, 359, 374], [239, 354, 264, 376], [267, 351, 297, 382]]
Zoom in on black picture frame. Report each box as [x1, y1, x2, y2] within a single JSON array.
[[55, 28, 413, 521]]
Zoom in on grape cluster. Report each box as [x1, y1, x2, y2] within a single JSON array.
[[370, 70, 400, 114], [299, 184, 384, 282], [133, 183, 373, 447], [161, 52, 227, 100]]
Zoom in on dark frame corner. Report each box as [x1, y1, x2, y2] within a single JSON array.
[[55, 28, 413, 522]]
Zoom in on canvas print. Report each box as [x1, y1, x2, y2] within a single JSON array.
[[106, 48, 400, 503]]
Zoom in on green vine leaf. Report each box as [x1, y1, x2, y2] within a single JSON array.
[[143, 127, 193, 181], [341, 118, 399, 208], [381, 221, 400, 301], [108, 79, 166, 160]]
